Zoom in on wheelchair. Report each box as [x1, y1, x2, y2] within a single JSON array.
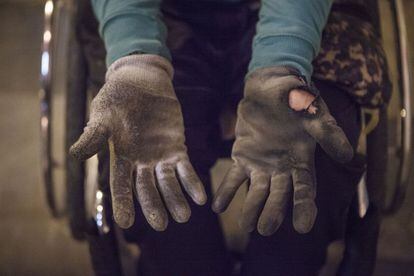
[[39, 0, 414, 274]]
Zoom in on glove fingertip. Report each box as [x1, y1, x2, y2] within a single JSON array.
[[211, 199, 225, 214], [69, 141, 97, 161], [329, 139, 354, 164], [339, 141, 354, 163], [257, 226, 276, 237], [69, 142, 85, 160], [194, 191, 207, 206], [152, 218, 168, 232], [293, 203, 317, 234], [257, 213, 284, 236], [172, 207, 191, 224], [69, 127, 108, 160], [114, 211, 135, 229], [239, 217, 256, 233], [146, 210, 169, 232]]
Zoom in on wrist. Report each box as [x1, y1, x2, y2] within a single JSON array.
[[105, 54, 176, 99], [106, 54, 174, 82], [245, 66, 319, 114], [248, 36, 314, 82]]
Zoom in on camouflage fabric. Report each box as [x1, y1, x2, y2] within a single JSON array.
[[313, 11, 392, 108]]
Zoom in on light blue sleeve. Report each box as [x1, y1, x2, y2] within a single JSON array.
[[249, 0, 333, 81], [91, 0, 170, 66]]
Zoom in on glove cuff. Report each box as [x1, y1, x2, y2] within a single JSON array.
[[105, 54, 176, 99], [246, 66, 319, 97], [247, 66, 303, 83], [106, 54, 174, 82]]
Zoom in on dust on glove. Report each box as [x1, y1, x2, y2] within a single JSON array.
[[212, 66, 353, 235], [70, 54, 207, 231]]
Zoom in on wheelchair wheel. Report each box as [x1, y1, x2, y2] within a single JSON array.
[[40, 0, 89, 239], [65, 12, 88, 240], [40, 0, 75, 218], [380, 0, 414, 214]]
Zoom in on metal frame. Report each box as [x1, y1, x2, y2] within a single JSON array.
[[40, 0, 112, 235], [383, 0, 413, 214], [40, 0, 63, 218]]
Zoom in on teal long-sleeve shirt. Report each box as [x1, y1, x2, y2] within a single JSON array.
[[92, 0, 333, 81]]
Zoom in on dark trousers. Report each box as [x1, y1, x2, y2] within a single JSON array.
[[118, 2, 367, 276]]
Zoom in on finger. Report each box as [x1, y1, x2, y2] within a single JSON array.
[[291, 168, 317, 234], [257, 173, 291, 236], [212, 164, 247, 213], [176, 159, 207, 206], [109, 153, 134, 229], [156, 163, 191, 223], [240, 172, 270, 232], [303, 102, 353, 163], [69, 121, 108, 160], [136, 166, 168, 231]]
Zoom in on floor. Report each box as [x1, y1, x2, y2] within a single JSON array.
[[0, 1, 413, 275]]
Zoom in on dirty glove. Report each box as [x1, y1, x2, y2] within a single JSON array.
[[70, 54, 207, 230], [212, 67, 353, 235]]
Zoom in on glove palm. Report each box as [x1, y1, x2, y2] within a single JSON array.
[[212, 67, 353, 235], [70, 55, 206, 230]]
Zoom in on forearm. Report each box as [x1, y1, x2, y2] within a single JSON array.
[[91, 0, 170, 66], [249, 0, 333, 81]]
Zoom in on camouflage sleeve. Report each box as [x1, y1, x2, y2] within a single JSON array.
[[313, 11, 392, 107]]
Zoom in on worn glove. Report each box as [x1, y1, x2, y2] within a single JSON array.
[[212, 67, 353, 235], [70, 55, 207, 231]]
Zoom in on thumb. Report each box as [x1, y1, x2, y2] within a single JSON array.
[[303, 101, 353, 163], [69, 121, 109, 160]]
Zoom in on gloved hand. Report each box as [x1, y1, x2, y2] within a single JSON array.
[[70, 54, 207, 231], [212, 67, 353, 235]]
